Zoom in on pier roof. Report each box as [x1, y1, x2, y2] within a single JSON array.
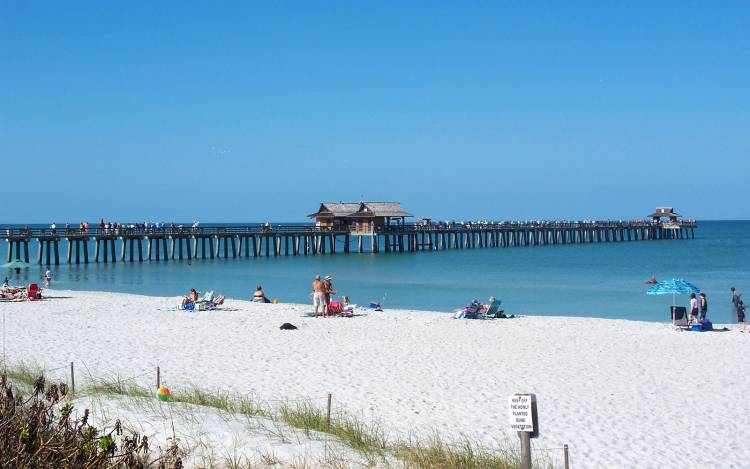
[[649, 207, 681, 218], [307, 202, 413, 218], [307, 203, 361, 218]]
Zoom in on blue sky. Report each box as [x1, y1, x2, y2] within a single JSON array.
[[1, 2, 748, 222]]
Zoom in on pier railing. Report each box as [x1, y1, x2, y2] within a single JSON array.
[[2, 220, 697, 265], [2, 220, 697, 240]]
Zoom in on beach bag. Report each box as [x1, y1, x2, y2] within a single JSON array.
[[328, 300, 343, 314]]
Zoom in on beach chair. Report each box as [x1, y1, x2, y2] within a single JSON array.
[[483, 299, 504, 319], [670, 306, 688, 329], [27, 284, 41, 301], [463, 302, 483, 319], [199, 291, 214, 303]]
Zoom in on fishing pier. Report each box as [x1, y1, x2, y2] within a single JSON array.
[[2, 205, 696, 266]]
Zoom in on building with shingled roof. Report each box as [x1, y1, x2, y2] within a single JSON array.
[[308, 202, 413, 233]]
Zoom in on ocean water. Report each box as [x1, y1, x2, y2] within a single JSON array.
[[1, 221, 748, 322]]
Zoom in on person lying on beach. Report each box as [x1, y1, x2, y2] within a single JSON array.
[[1, 285, 24, 295], [252, 285, 271, 303], [181, 288, 199, 308]]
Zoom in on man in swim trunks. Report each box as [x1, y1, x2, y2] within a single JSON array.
[[312, 275, 327, 317]]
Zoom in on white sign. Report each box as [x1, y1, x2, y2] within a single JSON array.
[[509, 394, 534, 432]]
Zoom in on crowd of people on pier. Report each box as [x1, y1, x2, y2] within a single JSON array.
[[3, 220, 206, 238]]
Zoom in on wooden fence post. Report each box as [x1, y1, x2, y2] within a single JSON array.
[[70, 362, 75, 394], [156, 366, 160, 389], [326, 392, 332, 429], [563, 444, 569, 469], [519, 431, 531, 469]]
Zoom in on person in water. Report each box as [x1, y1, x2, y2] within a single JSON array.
[[252, 285, 270, 303], [737, 299, 746, 324], [731, 287, 742, 324]]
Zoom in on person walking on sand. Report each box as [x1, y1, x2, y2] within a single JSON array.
[[699, 292, 708, 321], [689, 293, 699, 324], [312, 275, 327, 317], [44, 269, 52, 288]]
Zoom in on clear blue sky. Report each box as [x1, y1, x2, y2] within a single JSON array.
[[1, 1, 748, 223]]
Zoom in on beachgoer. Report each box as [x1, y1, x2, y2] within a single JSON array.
[[312, 275, 326, 317], [44, 269, 52, 288], [2, 277, 8, 288], [737, 300, 746, 324], [323, 275, 337, 305], [731, 287, 741, 323], [689, 293, 699, 324], [181, 288, 198, 308], [252, 285, 270, 303], [699, 293, 708, 321], [50, 222, 56, 235]]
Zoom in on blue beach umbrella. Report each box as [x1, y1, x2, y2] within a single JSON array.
[[647, 278, 700, 325], [2, 259, 30, 269]]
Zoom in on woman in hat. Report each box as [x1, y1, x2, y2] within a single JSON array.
[[323, 275, 337, 306]]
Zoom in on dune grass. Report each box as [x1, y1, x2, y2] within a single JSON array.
[[3, 361, 554, 468]]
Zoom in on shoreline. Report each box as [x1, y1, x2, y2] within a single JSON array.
[[3, 289, 749, 467], [32, 287, 744, 325]]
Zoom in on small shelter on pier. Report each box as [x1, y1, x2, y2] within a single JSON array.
[[649, 207, 681, 222], [308, 202, 413, 233]]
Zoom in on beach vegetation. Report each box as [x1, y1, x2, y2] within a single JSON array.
[[3, 362, 549, 468], [0, 371, 182, 468]]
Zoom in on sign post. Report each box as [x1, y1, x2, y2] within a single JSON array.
[[509, 393, 538, 469]]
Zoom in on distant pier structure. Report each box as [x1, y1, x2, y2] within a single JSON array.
[[2, 203, 696, 265]]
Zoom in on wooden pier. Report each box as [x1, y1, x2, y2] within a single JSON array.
[[2, 220, 697, 266]]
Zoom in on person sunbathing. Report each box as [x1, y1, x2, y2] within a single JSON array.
[[181, 288, 199, 308], [252, 285, 271, 303]]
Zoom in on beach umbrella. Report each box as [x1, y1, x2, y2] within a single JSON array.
[[646, 278, 700, 325], [2, 259, 30, 269]]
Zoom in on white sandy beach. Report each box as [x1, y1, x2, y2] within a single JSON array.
[[2, 290, 749, 468]]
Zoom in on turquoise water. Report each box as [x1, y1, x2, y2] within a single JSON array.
[[2, 221, 748, 322]]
